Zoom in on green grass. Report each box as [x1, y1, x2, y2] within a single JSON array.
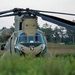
[[0, 43, 75, 75], [0, 55, 75, 75]]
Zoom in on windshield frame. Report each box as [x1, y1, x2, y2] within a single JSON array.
[[17, 35, 44, 44]]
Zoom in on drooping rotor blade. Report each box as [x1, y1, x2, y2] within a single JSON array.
[[37, 13, 75, 30], [0, 11, 26, 18], [32, 9, 75, 16], [0, 8, 25, 15], [0, 13, 18, 17], [0, 9, 13, 15]]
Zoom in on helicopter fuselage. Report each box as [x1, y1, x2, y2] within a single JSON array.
[[4, 30, 48, 57], [1, 12, 52, 58]]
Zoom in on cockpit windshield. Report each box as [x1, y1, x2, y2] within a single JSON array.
[[18, 35, 44, 43], [18, 35, 27, 43]]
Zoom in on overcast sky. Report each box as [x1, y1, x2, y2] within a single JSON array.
[[0, 0, 75, 29]]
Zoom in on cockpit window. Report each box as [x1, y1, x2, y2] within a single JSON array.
[[18, 35, 27, 43], [18, 35, 44, 43], [35, 35, 42, 43], [28, 36, 35, 43]]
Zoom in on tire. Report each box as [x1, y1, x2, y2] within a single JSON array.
[[1, 44, 5, 50]]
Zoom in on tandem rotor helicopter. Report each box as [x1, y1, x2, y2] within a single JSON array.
[[0, 8, 75, 58]]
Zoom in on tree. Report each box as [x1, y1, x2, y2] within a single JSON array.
[[41, 23, 53, 42], [67, 29, 75, 44]]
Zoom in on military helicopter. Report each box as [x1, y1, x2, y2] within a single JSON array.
[[0, 8, 75, 57]]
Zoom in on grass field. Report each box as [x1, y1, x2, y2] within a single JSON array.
[[0, 55, 75, 75], [47, 43, 75, 54], [0, 43, 75, 75]]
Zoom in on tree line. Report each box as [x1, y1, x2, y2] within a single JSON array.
[[41, 23, 75, 44]]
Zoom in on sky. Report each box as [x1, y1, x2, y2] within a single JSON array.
[[0, 0, 75, 29]]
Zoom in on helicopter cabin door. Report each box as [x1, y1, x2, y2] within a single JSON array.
[[22, 18, 37, 36]]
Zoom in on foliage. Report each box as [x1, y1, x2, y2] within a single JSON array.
[[0, 55, 75, 75], [41, 23, 75, 44]]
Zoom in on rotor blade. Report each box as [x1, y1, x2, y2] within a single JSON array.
[[0, 12, 26, 18], [0, 13, 18, 17], [32, 9, 75, 16], [0, 9, 14, 15], [37, 13, 75, 30], [0, 8, 26, 15]]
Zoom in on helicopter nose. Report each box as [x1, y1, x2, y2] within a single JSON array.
[[30, 46, 34, 51]]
